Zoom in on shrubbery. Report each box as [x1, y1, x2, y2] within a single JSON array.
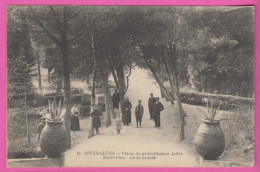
[[221, 105, 255, 149], [178, 91, 254, 110], [7, 108, 45, 159]]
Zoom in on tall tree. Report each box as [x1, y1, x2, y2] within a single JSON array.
[[18, 5, 88, 148]]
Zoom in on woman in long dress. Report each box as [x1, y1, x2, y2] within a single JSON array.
[[70, 104, 80, 131], [123, 97, 132, 125]]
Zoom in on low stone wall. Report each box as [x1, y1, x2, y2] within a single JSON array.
[[7, 154, 64, 167]]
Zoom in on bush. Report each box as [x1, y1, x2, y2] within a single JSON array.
[[71, 95, 82, 104], [221, 105, 255, 150], [80, 105, 91, 117], [97, 96, 105, 112], [178, 91, 254, 110], [71, 88, 84, 95], [81, 94, 91, 106]]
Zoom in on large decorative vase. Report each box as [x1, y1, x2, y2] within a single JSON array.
[[40, 119, 69, 158], [194, 118, 225, 160]]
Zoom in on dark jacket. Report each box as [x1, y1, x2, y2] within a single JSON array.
[[135, 104, 144, 117], [112, 92, 120, 109], [153, 102, 164, 116], [148, 97, 156, 109], [91, 109, 102, 128]]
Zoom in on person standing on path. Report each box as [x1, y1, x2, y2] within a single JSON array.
[[135, 100, 144, 128], [115, 109, 122, 134], [153, 97, 164, 128], [70, 104, 80, 131], [148, 93, 156, 120], [123, 97, 132, 125], [90, 106, 102, 134], [112, 89, 120, 109]]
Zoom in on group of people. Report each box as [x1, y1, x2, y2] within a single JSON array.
[[112, 89, 164, 130], [37, 90, 165, 142], [148, 93, 164, 128], [71, 104, 102, 135]]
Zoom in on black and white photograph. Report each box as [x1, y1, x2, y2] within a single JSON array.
[[6, 5, 255, 167]]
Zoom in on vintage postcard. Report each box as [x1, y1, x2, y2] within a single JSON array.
[[5, 4, 256, 168]]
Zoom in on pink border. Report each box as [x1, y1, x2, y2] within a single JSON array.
[[0, 0, 259, 172]]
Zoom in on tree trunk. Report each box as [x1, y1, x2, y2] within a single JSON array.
[[108, 87, 116, 119], [143, 56, 174, 104], [60, 40, 72, 148], [159, 75, 165, 98], [47, 68, 51, 84], [37, 51, 42, 92], [101, 72, 111, 127], [168, 44, 186, 141], [118, 74, 125, 121], [88, 70, 96, 138], [25, 91, 30, 147], [113, 61, 126, 120], [88, 28, 96, 138]]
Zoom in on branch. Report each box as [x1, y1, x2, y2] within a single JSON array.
[[124, 65, 132, 94], [34, 20, 61, 45], [48, 6, 63, 35], [66, 7, 83, 22], [21, 11, 62, 44], [68, 29, 88, 43], [107, 56, 119, 90], [142, 47, 175, 104]]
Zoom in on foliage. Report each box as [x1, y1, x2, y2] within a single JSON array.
[[7, 7, 37, 107], [186, 7, 254, 97], [7, 108, 45, 158], [178, 91, 254, 110], [221, 105, 255, 150]]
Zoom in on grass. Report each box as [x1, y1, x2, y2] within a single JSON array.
[[7, 107, 46, 159]]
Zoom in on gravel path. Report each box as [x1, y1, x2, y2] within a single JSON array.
[[65, 68, 198, 167]]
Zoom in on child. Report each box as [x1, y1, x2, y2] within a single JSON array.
[[115, 109, 122, 134], [135, 100, 144, 128]]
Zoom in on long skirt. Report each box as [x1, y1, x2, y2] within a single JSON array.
[[71, 115, 80, 131], [93, 116, 101, 129], [124, 110, 131, 125]]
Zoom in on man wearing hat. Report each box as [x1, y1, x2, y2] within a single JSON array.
[[37, 116, 46, 143], [148, 93, 156, 120], [153, 97, 164, 128]]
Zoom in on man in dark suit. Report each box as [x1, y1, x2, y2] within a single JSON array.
[[153, 97, 164, 128], [148, 93, 156, 120], [112, 89, 120, 109]]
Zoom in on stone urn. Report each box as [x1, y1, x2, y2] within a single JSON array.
[[194, 118, 225, 160], [39, 119, 69, 158]]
